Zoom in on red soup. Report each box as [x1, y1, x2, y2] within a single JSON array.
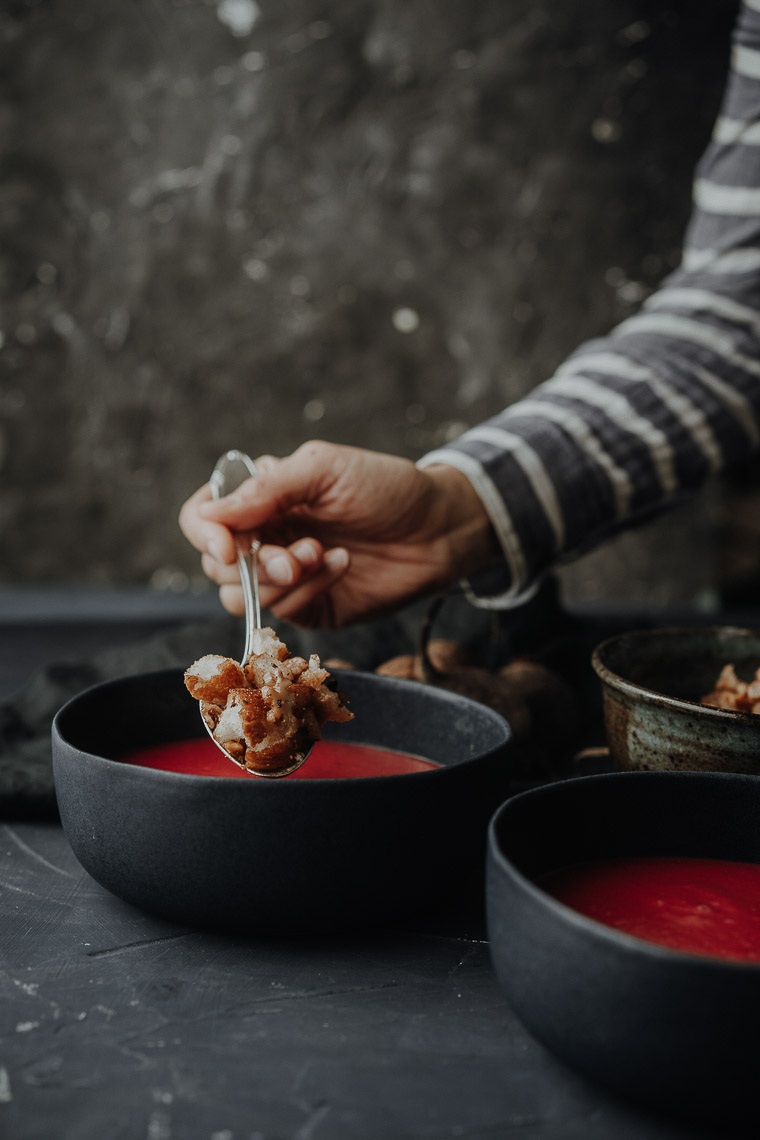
[[540, 856, 760, 963], [119, 737, 438, 779]]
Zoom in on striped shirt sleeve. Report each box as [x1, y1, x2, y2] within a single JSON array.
[[418, 0, 760, 609]]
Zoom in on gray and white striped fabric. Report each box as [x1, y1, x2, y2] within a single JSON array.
[[419, 0, 760, 608]]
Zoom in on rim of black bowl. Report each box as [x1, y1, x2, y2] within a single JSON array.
[[591, 626, 760, 723], [52, 666, 512, 786], [488, 769, 760, 972]]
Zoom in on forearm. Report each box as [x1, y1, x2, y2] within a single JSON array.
[[421, 0, 760, 607]]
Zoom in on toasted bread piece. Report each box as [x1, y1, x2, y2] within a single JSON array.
[[185, 629, 353, 773]]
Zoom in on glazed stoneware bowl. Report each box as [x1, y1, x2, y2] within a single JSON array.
[[591, 626, 760, 773], [487, 770, 760, 1125], [52, 667, 512, 933]]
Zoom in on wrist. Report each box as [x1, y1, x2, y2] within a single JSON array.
[[423, 464, 501, 583]]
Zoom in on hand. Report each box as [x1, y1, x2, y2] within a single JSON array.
[[179, 440, 500, 628]]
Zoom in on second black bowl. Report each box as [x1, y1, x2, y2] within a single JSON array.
[[487, 771, 760, 1125], [53, 668, 512, 933]]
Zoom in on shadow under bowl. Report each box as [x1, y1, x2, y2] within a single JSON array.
[[592, 626, 760, 773], [52, 667, 512, 933], [487, 770, 760, 1125]]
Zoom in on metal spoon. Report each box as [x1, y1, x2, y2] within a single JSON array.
[[201, 449, 311, 778]]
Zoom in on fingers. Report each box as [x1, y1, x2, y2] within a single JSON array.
[[196, 441, 337, 532], [263, 547, 350, 627], [202, 539, 325, 588], [216, 547, 350, 627], [179, 457, 317, 567], [179, 484, 237, 565], [261, 538, 322, 587], [219, 583, 245, 616], [180, 442, 352, 624]]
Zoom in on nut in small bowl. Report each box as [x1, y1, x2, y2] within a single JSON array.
[[591, 626, 760, 773]]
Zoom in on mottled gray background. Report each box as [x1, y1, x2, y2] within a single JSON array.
[[1, 0, 753, 611]]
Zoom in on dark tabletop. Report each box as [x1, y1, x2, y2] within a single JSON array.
[[0, 590, 750, 1140]]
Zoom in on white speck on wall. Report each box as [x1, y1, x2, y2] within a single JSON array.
[[617, 280, 647, 304], [129, 167, 204, 208], [444, 420, 470, 442], [147, 1111, 172, 1140], [605, 266, 626, 287], [458, 372, 486, 405], [151, 568, 191, 592], [36, 262, 57, 285], [243, 257, 270, 281], [619, 20, 650, 44], [0, 1067, 11, 1103], [216, 0, 261, 38], [14, 980, 39, 995], [591, 117, 622, 144], [303, 399, 325, 422], [392, 307, 420, 334], [242, 50, 266, 71], [15, 1021, 39, 1033], [285, 30, 309, 53]]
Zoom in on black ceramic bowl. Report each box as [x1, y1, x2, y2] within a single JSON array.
[[53, 668, 511, 933], [487, 771, 760, 1125]]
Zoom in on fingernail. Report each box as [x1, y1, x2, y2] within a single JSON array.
[[292, 540, 318, 566], [325, 547, 349, 572], [207, 541, 223, 562], [203, 492, 240, 512], [266, 554, 294, 585]]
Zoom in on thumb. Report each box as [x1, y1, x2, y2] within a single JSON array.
[[198, 448, 329, 531]]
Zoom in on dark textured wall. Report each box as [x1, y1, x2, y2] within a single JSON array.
[[0, 0, 742, 602]]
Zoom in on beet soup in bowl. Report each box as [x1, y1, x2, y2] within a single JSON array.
[[52, 667, 512, 933], [486, 769, 760, 1126]]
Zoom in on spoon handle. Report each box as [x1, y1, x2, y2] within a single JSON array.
[[209, 450, 262, 663], [238, 537, 262, 662]]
